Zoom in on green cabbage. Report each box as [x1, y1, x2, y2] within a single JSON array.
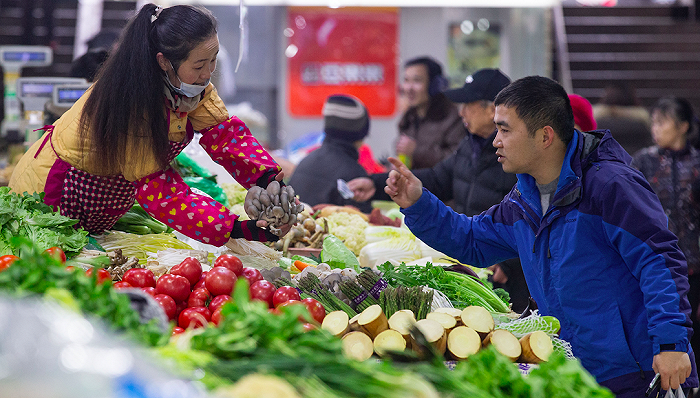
[[320, 235, 360, 271]]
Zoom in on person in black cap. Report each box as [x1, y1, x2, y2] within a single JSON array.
[[349, 68, 531, 312], [288, 94, 373, 213], [395, 57, 466, 170]]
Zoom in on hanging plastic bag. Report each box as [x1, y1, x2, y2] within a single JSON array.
[[664, 388, 686, 398]]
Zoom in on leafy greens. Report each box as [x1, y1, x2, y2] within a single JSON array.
[[0, 187, 88, 257]]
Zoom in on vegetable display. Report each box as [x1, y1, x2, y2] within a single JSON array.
[[0, 187, 88, 257], [0, 185, 616, 397], [0, 237, 167, 347], [157, 282, 613, 398], [380, 261, 511, 313]]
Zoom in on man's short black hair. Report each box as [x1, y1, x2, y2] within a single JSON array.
[[494, 76, 575, 145]]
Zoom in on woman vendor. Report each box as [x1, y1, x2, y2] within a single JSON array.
[[10, 4, 288, 245]]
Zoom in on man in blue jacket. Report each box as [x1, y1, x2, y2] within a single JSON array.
[[384, 76, 698, 396]]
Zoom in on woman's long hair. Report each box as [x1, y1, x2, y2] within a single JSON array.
[[79, 3, 217, 175]]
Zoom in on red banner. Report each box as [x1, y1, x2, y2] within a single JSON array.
[[286, 7, 398, 117]]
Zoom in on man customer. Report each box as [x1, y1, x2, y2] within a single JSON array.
[[288, 94, 372, 213], [348, 68, 529, 312], [384, 76, 698, 396]]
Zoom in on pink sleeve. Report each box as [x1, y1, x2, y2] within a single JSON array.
[[134, 168, 236, 246], [198, 116, 282, 189]]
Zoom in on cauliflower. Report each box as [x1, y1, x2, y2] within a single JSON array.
[[320, 212, 369, 255]]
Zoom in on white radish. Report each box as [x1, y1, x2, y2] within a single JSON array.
[[342, 331, 374, 361], [518, 331, 553, 363], [482, 329, 522, 361], [357, 304, 388, 339], [460, 306, 494, 338], [447, 326, 481, 360], [321, 310, 350, 337], [373, 329, 407, 357], [414, 318, 447, 355], [427, 312, 457, 333]]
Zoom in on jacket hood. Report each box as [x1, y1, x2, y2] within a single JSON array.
[[582, 129, 632, 166], [515, 129, 631, 215]]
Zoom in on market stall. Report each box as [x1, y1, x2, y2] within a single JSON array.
[[0, 183, 614, 398]]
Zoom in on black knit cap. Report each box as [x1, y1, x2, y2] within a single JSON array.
[[323, 94, 370, 142]]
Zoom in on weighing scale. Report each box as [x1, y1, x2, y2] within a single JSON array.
[[0, 45, 53, 139], [16, 77, 87, 145], [52, 83, 91, 109]]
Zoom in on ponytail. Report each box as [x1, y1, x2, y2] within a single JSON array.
[[79, 3, 217, 176]]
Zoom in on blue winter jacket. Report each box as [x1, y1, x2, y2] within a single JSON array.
[[403, 130, 699, 386]]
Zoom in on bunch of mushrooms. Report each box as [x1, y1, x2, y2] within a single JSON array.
[[244, 181, 303, 236]]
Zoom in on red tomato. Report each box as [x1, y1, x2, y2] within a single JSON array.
[[156, 274, 191, 302], [301, 297, 326, 324], [153, 294, 177, 320], [175, 300, 187, 318], [273, 286, 301, 308], [278, 299, 301, 309], [170, 257, 202, 287], [141, 287, 157, 297], [65, 265, 78, 272], [211, 307, 224, 326], [44, 247, 66, 264], [208, 294, 232, 313], [241, 267, 263, 286], [86, 268, 112, 284], [250, 280, 276, 308], [268, 307, 281, 315], [278, 300, 310, 323], [204, 267, 237, 296], [122, 268, 156, 288], [178, 306, 211, 329], [213, 254, 243, 276], [0, 254, 19, 272], [187, 288, 211, 308], [193, 271, 208, 290], [113, 281, 132, 290], [172, 326, 185, 335]]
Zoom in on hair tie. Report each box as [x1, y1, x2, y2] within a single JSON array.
[[151, 6, 163, 23]]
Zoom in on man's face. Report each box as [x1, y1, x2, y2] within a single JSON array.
[[401, 64, 431, 109], [493, 105, 541, 175], [460, 101, 496, 138]]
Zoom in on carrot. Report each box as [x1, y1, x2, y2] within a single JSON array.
[[294, 260, 313, 271]]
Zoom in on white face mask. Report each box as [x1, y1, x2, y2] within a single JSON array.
[[166, 61, 209, 98]]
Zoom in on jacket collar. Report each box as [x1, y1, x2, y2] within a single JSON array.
[[514, 128, 630, 216], [322, 135, 360, 160]]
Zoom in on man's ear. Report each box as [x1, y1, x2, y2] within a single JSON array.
[[541, 126, 556, 148], [156, 52, 170, 72], [486, 102, 496, 118]]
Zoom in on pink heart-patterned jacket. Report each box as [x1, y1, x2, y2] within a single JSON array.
[[9, 84, 280, 246]]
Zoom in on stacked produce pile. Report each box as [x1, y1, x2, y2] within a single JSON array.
[[0, 186, 614, 397], [322, 302, 556, 365]]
